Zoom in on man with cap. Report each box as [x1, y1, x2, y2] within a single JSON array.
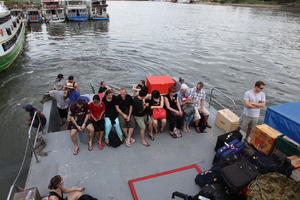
[[66, 76, 80, 91], [54, 74, 65, 91], [23, 104, 47, 129]]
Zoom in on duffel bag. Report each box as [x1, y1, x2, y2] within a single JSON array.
[[214, 130, 243, 151], [195, 166, 222, 187], [247, 172, 300, 200], [221, 161, 260, 194]]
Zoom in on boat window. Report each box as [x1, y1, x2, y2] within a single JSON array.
[[0, 14, 11, 25], [2, 23, 23, 52], [6, 27, 12, 35], [17, 19, 20, 24], [13, 21, 17, 27]]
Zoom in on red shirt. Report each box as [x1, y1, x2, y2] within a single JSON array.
[[88, 101, 106, 121]]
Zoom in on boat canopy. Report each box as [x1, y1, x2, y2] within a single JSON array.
[[264, 101, 300, 143]]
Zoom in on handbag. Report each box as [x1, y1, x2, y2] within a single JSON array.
[[152, 108, 166, 119], [182, 103, 195, 116]]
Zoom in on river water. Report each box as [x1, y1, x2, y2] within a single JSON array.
[[0, 1, 300, 198]]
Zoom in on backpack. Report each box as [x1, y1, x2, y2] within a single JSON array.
[[108, 127, 122, 148], [247, 173, 300, 200]]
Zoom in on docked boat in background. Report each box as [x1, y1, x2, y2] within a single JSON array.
[[0, 1, 25, 72], [42, 0, 65, 23], [27, 7, 42, 23], [89, 0, 109, 20], [65, 0, 89, 21]]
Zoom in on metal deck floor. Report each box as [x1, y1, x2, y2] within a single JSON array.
[[25, 106, 226, 200]]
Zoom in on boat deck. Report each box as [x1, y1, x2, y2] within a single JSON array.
[[25, 101, 229, 200]]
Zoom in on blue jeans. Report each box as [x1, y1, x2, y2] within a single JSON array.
[[104, 117, 123, 140]]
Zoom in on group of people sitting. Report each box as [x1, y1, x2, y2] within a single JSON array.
[[25, 74, 212, 155]]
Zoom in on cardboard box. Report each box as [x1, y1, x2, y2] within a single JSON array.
[[290, 168, 300, 182], [215, 109, 239, 133], [288, 155, 300, 168], [146, 75, 175, 95], [251, 124, 281, 155]]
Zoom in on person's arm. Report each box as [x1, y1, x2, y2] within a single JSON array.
[[151, 97, 164, 109], [75, 83, 80, 91], [70, 107, 81, 130], [200, 99, 205, 110], [176, 96, 183, 115], [61, 187, 84, 194], [38, 111, 46, 119], [116, 105, 127, 119], [128, 105, 133, 120]]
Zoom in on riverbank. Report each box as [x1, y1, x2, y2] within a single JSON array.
[[191, 0, 300, 10]]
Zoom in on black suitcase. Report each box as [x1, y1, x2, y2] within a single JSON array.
[[221, 161, 260, 194], [214, 130, 243, 151]]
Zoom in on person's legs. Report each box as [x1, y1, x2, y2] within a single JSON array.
[[119, 115, 128, 137], [160, 118, 166, 132], [194, 107, 201, 132], [86, 123, 94, 150], [135, 116, 149, 146], [113, 118, 123, 141], [168, 114, 176, 133], [104, 117, 112, 144], [200, 107, 211, 128], [70, 129, 79, 154], [152, 118, 158, 134], [67, 191, 83, 200], [145, 115, 153, 140]]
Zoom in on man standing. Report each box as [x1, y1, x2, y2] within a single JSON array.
[[116, 88, 135, 147], [239, 81, 266, 143], [190, 82, 211, 132], [49, 88, 69, 126], [133, 90, 152, 147], [53, 74, 65, 91], [69, 99, 94, 155]]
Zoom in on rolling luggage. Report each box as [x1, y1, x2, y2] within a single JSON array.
[[214, 131, 243, 151], [221, 161, 260, 194], [213, 139, 245, 165]]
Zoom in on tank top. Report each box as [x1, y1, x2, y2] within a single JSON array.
[[166, 94, 178, 110], [49, 191, 65, 200]]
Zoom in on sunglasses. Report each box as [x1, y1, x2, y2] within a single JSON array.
[[259, 87, 264, 90], [171, 91, 176, 93]]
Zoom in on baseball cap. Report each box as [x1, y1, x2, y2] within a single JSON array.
[[57, 74, 63, 79], [23, 104, 33, 111]]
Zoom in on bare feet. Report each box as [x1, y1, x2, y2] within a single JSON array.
[[73, 146, 80, 155]]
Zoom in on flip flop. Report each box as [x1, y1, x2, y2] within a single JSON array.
[[169, 132, 177, 138], [149, 134, 155, 141], [142, 142, 150, 147], [73, 147, 80, 155], [88, 143, 93, 151]]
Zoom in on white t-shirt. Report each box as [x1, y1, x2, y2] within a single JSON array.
[[49, 90, 69, 109], [243, 89, 266, 118]]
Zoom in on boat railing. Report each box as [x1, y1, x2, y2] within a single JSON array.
[[6, 112, 44, 200], [208, 87, 236, 111]]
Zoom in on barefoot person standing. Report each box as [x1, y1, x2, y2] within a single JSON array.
[[238, 81, 266, 143]]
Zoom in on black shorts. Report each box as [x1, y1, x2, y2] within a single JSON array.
[[92, 119, 105, 132], [58, 108, 68, 119], [70, 119, 92, 130]]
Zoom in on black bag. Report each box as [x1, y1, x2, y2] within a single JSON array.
[[221, 161, 260, 194], [214, 131, 242, 151], [195, 166, 222, 187], [78, 194, 98, 200], [198, 184, 230, 200], [108, 127, 122, 148], [249, 154, 279, 174], [270, 152, 293, 177], [242, 143, 257, 158]]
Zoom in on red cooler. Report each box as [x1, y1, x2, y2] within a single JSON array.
[[146, 75, 175, 95]]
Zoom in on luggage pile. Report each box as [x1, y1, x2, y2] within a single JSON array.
[[172, 123, 300, 200]]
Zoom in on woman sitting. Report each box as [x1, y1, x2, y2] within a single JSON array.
[[149, 90, 166, 136], [48, 175, 84, 200], [178, 84, 194, 133], [103, 89, 123, 144], [164, 86, 183, 138]]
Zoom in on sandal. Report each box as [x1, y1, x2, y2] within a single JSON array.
[[125, 139, 131, 147], [169, 131, 177, 138], [149, 134, 155, 141], [73, 147, 80, 155], [130, 138, 136, 144]]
